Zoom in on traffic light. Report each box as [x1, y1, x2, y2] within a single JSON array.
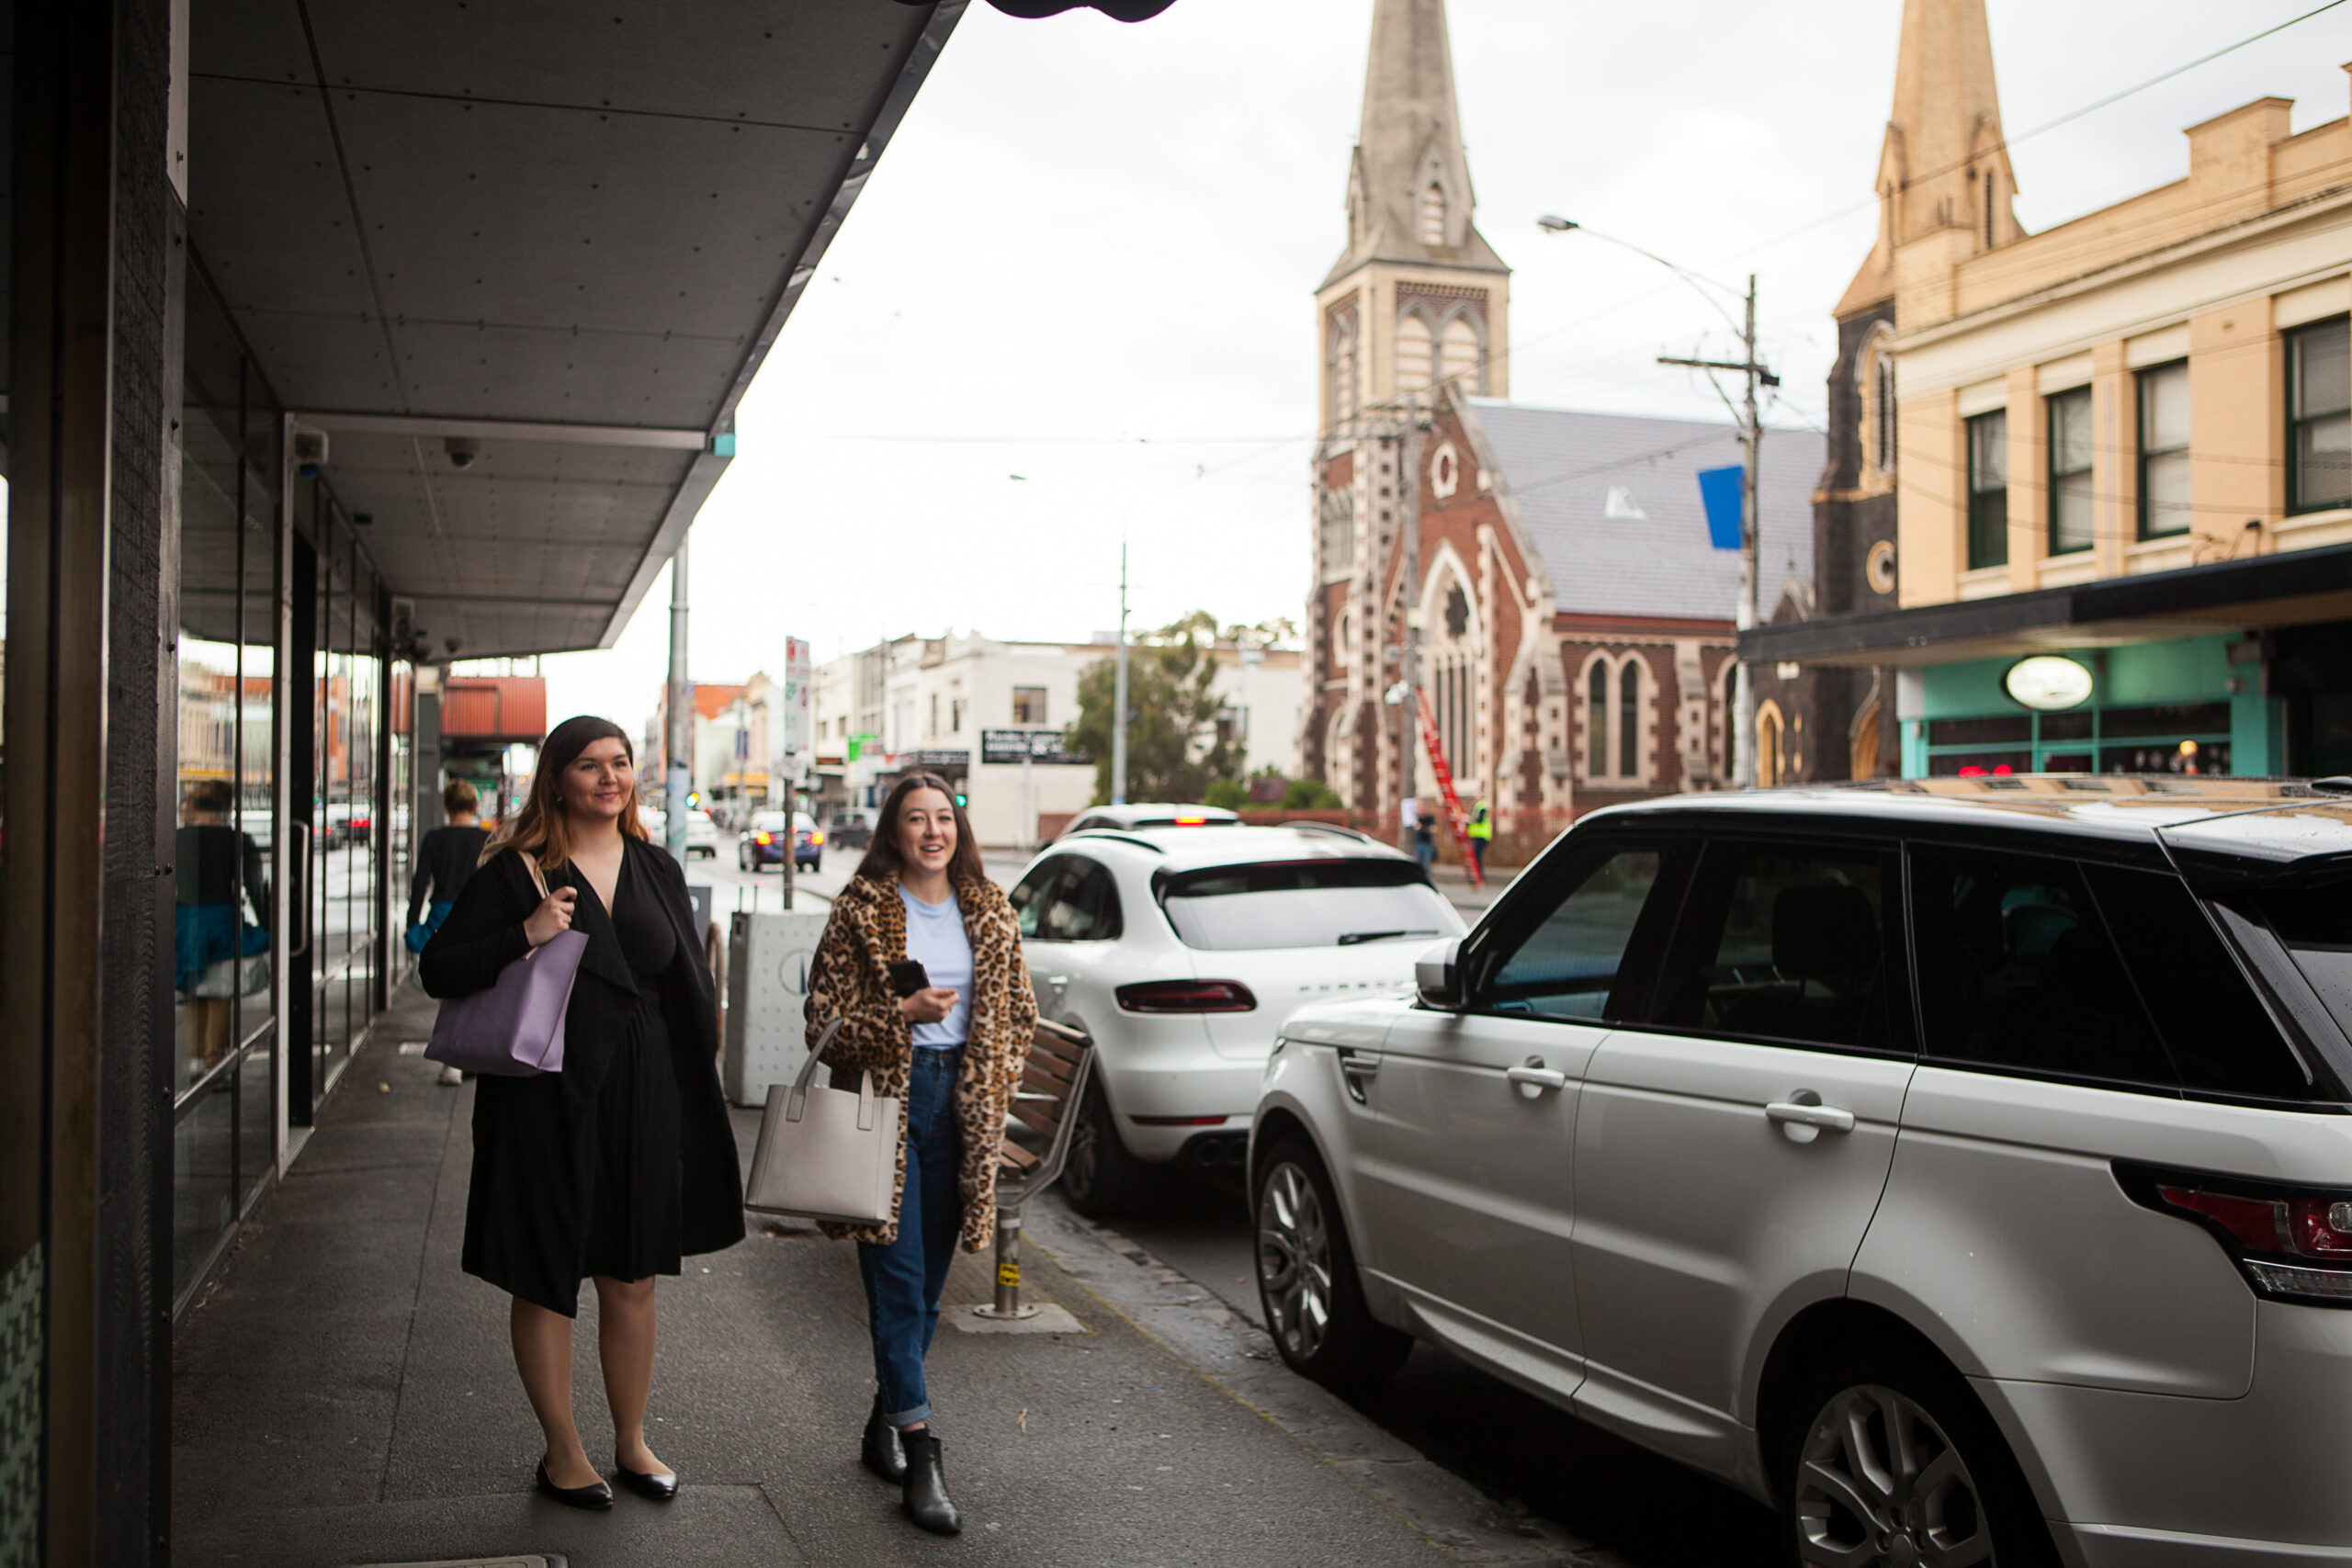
[[955, 793, 967, 807]]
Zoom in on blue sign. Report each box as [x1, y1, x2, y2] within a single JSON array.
[[1698, 465, 1743, 551]]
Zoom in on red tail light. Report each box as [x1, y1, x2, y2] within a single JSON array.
[[1172, 814, 1208, 826], [1115, 979, 1257, 1013], [754, 833, 772, 844], [2122, 1164, 2352, 1303]]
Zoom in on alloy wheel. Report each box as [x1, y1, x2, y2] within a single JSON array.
[[1256, 1161, 1333, 1364], [1794, 1382, 1993, 1568]]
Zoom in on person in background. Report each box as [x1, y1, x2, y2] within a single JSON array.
[[409, 777, 495, 1084], [1412, 798, 1437, 873], [174, 778, 270, 1075], [1467, 795, 1493, 880]]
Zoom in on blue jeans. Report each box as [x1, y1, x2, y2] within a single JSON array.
[[856, 1045, 964, 1427]]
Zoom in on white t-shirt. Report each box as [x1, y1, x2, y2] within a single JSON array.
[[899, 884, 974, 1049]]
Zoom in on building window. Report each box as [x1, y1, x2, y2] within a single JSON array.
[[1586, 660, 1609, 780], [1967, 410, 2008, 569], [1441, 315, 1482, 392], [927, 694, 939, 735], [1756, 702, 1783, 787], [1327, 309, 1359, 429], [2048, 387, 2095, 555], [2289, 317, 2350, 514], [2137, 361, 2190, 539], [1012, 686, 1047, 726], [1871, 347, 1896, 475], [1396, 311, 1434, 396], [950, 698, 967, 734], [1419, 182, 1445, 245], [1617, 657, 1641, 779]]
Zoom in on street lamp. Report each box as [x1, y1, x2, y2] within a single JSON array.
[[1536, 217, 1778, 791]]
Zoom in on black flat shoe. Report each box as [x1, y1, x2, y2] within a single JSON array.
[[861, 1396, 907, 1484], [616, 1461, 680, 1502], [900, 1430, 961, 1536], [536, 1459, 615, 1511]]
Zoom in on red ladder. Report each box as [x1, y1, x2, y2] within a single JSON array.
[[1413, 687, 1484, 888]]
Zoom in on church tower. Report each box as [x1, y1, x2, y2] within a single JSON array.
[[1305, 0, 1509, 809]]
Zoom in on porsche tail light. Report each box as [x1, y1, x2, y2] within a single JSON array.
[[1114, 979, 1257, 1013], [753, 832, 772, 845], [2121, 1164, 2352, 1304]]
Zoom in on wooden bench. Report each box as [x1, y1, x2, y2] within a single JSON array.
[[976, 1017, 1094, 1320]]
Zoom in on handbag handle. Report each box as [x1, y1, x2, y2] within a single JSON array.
[[785, 1016, 852, 1126]]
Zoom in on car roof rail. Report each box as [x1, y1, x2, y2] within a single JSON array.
[[1060, 829, 1166, 854], [1287, 820, 1379, 845]]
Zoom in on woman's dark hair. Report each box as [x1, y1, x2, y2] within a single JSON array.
[[486, 714, 650, 870], [854, 773, 988, 887]]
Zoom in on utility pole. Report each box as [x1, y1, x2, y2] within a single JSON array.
[[664, 539, 692, 859], [1111, 539, 1130, 806], [1394, 401, 1426, 852], [1658, 274, 1775, 789]]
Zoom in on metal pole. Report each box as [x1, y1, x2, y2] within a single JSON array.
[[1734, 275, 1761, 792], [1397, 408, 1424, 852], [665, 540, 692, 858], [1111, 540, 1129, 806], [970, 1206, 1038, 1321]]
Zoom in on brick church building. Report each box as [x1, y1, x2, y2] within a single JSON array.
[[1302, 0, 1822, 850]]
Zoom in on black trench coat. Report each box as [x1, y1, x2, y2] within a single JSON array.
[[420, 838, 743, 1315]]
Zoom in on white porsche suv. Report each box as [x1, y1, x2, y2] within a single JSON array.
[[1253, 779, 2352, 1567], [1008, 824, 1464, 1216]]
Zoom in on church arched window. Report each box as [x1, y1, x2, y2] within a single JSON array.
[[1396, 311, 1435, 396], [1585, 659, 1609, 781], [1860, 323, 1896, 480], [1617, 656, 1644, 780], [1441, 314, 1482, 393], [1419, 182, 1446, 245], [1327, 310, 1359, 429]]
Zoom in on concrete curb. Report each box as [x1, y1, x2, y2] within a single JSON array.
[[1023, 1200, 1605, 1566]]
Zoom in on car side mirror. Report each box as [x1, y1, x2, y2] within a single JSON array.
[[1415, 938, 1464, 1010]]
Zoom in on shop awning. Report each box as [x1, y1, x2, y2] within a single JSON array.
[[1741, 542, 2352, 669], [187, 1, 966, 659]]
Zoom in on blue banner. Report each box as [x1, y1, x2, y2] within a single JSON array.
[[1698, 465, 1743, 551]]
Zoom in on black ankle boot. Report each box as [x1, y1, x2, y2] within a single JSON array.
[[861, 1396, 907, 1484], [900, 1429, 961, 1536]]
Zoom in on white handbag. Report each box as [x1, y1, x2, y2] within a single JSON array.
[[744, 1018, 901, 1226]]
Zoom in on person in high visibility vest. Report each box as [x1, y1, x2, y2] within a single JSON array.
[[1467, 795, 1493, 878]]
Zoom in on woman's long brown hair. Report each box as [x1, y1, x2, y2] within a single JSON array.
[[854, 772, 988, 887], [482, 714, 650, 872]]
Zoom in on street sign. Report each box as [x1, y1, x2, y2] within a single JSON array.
[[980, 728, 1090, 766], [780, 637, 812, 758]]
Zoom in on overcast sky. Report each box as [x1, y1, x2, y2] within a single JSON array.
[[538, 0, 2352, 738]]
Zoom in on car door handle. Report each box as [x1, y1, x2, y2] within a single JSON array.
[[1506, 1059, 1567, 1096], [1337, 1047, 1379, 1104], [1043, 974, 1069, 993], [1766, 1100, 1856, 1136]]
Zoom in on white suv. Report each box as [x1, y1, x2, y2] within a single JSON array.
[[1009, 824, 1463, 1216], [1253, 779, 2352, 1566]]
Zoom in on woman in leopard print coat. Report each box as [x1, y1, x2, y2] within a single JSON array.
[[800, 772, 1036, 1536]]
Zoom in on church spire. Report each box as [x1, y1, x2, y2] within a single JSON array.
[[1324, 0, 1505, 288], [1838, 0, 2022, 316]]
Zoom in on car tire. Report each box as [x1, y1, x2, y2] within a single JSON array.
[[1251, 1136, 1410, 1389], [1058, 1077, 1144, 1220], [1776, 1339, 2056, 1568], [810, 854, 822, 874]]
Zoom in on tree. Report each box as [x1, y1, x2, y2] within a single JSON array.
[[1066, 612, 1242, 806], [1281, 778, 1342, 809]]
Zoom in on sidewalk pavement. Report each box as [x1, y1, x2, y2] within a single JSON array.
[[173, 981, 1598, 1567]]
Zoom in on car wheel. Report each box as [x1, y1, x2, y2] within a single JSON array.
[[1058, 1077, 1143, 1220], [1252, 1137, 1411, 1389], [1779, 1341, 2056, 1568], [810, 854, 821, 874]]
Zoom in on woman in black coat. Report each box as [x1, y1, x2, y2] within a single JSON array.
[[421, 716, 742, 1510]]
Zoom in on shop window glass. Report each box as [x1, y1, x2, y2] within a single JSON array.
[[1966, 410, 2007, 569], [1910, 846, 2175, 1089], [2289, 318, 2350, 514], [2136, 362, 2190, 538], [2048, 387, 2095, 555], [1654, 842, 1899, 1051]]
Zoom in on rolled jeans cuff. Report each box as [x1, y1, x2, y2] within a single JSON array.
[[883, 1396, 933, 1428]]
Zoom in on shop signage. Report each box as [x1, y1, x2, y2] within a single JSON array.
[[980, 728, 1090, 766], [905, 749, 971, 770], [2004, 656, 2094, 711]]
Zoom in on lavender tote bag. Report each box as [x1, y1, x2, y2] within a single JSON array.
[[424, 858, 587, 1077]]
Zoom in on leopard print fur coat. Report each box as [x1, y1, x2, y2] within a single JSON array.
[[801, 872, 1038, 1251]]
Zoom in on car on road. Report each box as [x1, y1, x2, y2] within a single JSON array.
[[1010, 823, 1463, 1217], [640, 806, 719, 859], [740, 809, 821, 873], [1061, 802, 1238, 835], [1252, 776, 2352, 1566]]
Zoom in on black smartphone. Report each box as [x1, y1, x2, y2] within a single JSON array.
[[887, 959, 931, 998]]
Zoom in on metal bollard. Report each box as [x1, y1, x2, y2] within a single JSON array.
[[969, 1205, 1039, 1321]]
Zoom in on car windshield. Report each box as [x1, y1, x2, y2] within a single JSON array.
[[1159, 859, 1458, 951], [751, 812, 786, 831]]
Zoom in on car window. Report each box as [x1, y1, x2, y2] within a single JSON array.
[[1009, 856, 1068, 940], [1041, 857, 1122, 942], [2086, 864, 2314, 1100], [1481, 839, 1671, 1022], [1160, 859, 1456, 951], [1910, 846, 2171, 1086], [1656, 840, 1901, 1052]]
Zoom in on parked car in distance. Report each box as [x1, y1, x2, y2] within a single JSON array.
[[740, 809, 821, 873], [1253, 776, 2352, 1566], [1061, 802, 1238, 835], [1010, 823, 1463, 1217], [829, 808, 876, 849], [639, 806, 718, 859]]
